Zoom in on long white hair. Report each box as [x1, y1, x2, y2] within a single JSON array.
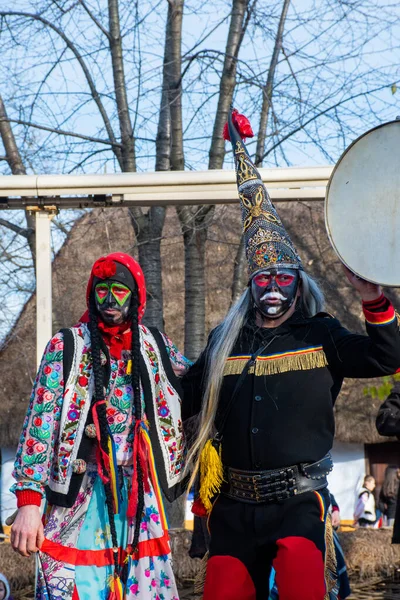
[[186, 270, 324, 487]]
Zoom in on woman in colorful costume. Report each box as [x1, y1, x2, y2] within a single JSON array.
[[10, 252, 190, 600], [182, 111, 400, 600]]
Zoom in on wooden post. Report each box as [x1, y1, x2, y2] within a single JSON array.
[[35, 210, 55, 367]]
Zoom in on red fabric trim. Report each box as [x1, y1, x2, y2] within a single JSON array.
[[273, 536, 325, 600], [332, 506, 339, 513], [363, 293, 384, 307], [40, 531, 170, 567], [203, 556, 256, 600], [16, 490, 42, 507], [363, 299, 395, 325], [72, 585, 80, 600]]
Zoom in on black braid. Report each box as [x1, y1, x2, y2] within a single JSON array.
[[88, 297, 120, 576], [129, 292, 145, 553]]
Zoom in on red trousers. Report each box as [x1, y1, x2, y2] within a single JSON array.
[[203, 489, 329, 600]]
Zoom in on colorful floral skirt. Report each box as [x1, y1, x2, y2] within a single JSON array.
[[36, 465, 179, 600]]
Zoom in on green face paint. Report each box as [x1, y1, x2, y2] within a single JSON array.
[[95, 282, 132, 307]]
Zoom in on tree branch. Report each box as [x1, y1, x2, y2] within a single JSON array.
[[0, 10, 122, 167], [255, 0, 291, 167], [0, 94, 36, 262], [0, 116, 122, 147], [208, 0, 256, 170], [108, 0, 136, 172], [78, 0, 111, 40], [0, 218, 34, 239], [261, 79, 400, 162]]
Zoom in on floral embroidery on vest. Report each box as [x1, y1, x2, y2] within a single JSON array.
[[54, 340, 92, 483], [142, 337, 185, 478]]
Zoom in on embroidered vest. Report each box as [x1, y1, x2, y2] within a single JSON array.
[[46, 323, 186, 507]]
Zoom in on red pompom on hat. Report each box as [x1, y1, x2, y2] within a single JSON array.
[[223, 109, 254, 141], [92, 258, 117, 280]]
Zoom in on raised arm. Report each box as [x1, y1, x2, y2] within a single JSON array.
[[324, 295, 400, 378], [325, 268, 400, 377]]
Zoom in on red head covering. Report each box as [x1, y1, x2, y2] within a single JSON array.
[[81, 252, 146, 323]]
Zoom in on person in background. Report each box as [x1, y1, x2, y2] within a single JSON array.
[[379, 466, 400, 526], [0, 574, 13, 600], [376, 383, 400, 542], [354, 475, 377, 527]]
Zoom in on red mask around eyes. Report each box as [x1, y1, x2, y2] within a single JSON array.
[[253, 273, 296, 287]]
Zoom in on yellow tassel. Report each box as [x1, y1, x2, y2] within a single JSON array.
[[199, 440, 224, 513], [107, 574, 124, 600], [126, 360, 132, 375]]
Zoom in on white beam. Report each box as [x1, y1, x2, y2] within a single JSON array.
[[0, 166, 333, 206], [35, 211, 53, 368]]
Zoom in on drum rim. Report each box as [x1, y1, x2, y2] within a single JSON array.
[[325, 119, 400, 286]]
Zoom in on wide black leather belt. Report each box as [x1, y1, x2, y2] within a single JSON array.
[[223, 454, 332, 504]]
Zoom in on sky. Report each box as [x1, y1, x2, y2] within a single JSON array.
[[0, 0, 399, 339]]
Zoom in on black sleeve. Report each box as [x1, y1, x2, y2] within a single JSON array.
[[180, 330, 216, 421], [329, 493, 339, 511], [376, 383, 400, 436], [180, 350, 207, 421], [323, 303, 400, 379]]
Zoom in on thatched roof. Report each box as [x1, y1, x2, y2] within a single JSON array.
[[1, 200, 399, 447]]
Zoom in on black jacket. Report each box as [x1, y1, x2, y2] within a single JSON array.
[[183, 304, 400, 472], [376, 382, 400, 542]]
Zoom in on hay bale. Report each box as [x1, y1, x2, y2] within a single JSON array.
[[169, 529, 202, 584], [339, 528, 400, 581], [0, 543, 35, 591]]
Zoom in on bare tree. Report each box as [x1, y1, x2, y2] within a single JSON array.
[[0, 96, 35, 261], [176, 0, 255, 359]]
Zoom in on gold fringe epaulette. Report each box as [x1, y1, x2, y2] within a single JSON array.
[[223, 346, 328, 377], [396, 311, 400, 327]]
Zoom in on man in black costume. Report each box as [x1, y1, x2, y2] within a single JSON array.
[[182, 110, 400, 600]]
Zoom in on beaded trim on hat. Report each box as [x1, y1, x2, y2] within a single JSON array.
[[227, 111, 303, 276]]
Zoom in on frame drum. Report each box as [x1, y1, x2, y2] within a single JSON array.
[[325, 120, 400, 287]]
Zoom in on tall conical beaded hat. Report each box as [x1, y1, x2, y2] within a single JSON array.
[[226, 109, 303, 277]]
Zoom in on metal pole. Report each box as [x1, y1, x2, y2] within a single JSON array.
[[35, 211, 54, 368]]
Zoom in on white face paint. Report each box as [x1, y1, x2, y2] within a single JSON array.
[[260, 291, 287, 302], [266, 305, 279, 315]]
